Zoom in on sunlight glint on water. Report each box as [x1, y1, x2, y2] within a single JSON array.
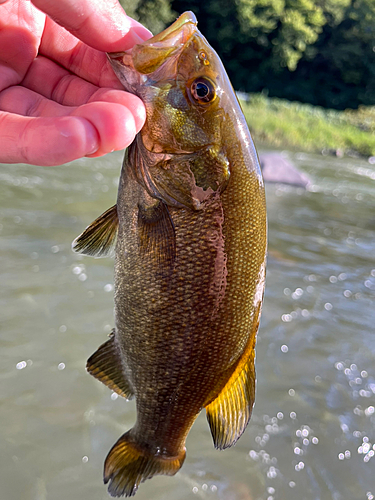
[[0, 150, 374, 500]]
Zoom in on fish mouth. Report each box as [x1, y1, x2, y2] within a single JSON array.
[[107, 12, 198, 74], [145, 11, 197, 45]]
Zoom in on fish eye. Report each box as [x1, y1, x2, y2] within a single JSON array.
[[190, 77, 216, 104]]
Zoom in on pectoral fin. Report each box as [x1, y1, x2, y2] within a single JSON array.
[[87, 330, 134, 400], [138, 200, 176, 269], [72, 205, 118, 258]]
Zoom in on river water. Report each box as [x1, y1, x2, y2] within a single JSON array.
[[1, 150, 374, 500]]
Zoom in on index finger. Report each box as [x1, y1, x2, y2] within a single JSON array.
[[31, 0, 152, 52]]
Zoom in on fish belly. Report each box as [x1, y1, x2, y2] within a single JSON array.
[[113, 162, 266, 453]]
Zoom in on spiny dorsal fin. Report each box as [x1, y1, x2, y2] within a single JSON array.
[[72, 205, 118, 258], [104, 430, 185, 497], [205, 305, 262, 450], [87, 331, 134, 400], [137, 200, 176, 270]]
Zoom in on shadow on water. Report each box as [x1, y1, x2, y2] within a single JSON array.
[[0, 150, 374, 500]]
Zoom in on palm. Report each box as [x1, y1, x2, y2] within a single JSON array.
[[0, 0, 150, 166]]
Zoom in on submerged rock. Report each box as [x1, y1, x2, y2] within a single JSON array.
[[259, 153, 310, 188]]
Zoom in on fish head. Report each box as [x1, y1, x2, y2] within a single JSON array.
[[108, 12, 261, 209]]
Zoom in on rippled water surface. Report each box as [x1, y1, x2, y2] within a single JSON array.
[[1, 151, 374, 500]]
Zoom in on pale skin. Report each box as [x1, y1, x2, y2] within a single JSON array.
[[0, 0, 152, 166]]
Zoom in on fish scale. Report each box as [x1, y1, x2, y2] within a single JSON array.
[[73, 11, 266, 497]]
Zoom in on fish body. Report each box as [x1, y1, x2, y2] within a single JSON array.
[[73, 12, 267, 497]]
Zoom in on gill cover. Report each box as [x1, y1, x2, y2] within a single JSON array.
[[107, 12, 234, 213]]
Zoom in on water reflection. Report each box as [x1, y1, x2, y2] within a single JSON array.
[[0, 150, 374, 500]]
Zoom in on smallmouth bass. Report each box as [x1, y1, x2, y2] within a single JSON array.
[[73, 11, 267, 498]]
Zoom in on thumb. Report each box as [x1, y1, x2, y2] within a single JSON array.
[[31, 0, 152, 52]]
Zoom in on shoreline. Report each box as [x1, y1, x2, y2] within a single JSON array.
[[239, 94, 375, 160]]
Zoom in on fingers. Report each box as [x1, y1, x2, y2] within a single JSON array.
[[0, 0, 151, 166], [87, 88, 146, 134], [40, 17, 122, 88], [72, 101, 136, 158], [0, 86, 72, 117], [0, 96, 139, 165], [20, 56, 146, 131], [0, 7, 45, 89], [0, 112, 99, 166], [22, 54, 122, 105], [31, 0, 151, 52]]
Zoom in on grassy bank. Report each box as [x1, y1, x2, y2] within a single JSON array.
[[239, 94, 375, 157]]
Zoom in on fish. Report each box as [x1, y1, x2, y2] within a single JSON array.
[[73, 11, 267, 498]]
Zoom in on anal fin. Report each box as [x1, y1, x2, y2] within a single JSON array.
[[205, 305, 262, 450], [87, 330, 134, 400], [72, 205, 118, 258]]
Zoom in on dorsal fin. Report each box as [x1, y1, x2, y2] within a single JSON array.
[[205, 305, 262, 449], [72, 205, 118, 258], [87, 331, 134, 400]]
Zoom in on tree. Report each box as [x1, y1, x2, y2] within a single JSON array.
[[172, 0, 327, 84], [237, 0, 325, 71], [117, 0, 375, 109], [119, 0, 175, 34], [276, 0, 375, 108], [171, 0, 375, 108]]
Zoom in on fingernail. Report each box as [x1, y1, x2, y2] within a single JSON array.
[[86, 124, 99, 155], [130, 22, 153, 39], [120, 27, 152, 51]]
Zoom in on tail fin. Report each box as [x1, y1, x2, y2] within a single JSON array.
[[104, 431, 186, 497]]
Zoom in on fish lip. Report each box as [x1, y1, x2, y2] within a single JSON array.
[[107, 12, 198, 65], [144, 11, 197, 45]]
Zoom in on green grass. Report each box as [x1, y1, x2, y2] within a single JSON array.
[[239, 94, 375, 157]]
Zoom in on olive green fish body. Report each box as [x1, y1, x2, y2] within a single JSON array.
[[73, 11, 266, 497]]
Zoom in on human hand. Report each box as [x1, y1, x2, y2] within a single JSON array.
[[0, 0, 151, 166]]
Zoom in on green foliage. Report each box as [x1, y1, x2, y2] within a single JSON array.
[[134, 0, 176, 34], [117, 0, 374, 110], [118, 0, 175, 34], [315, 0, 350, 25], [118, 0, 139, 21], [279, 0, 375, 108], [237, 0, 325, 70], [344, 106, 375, 134], [171, 0, 375, 109], [237, 0, 284, 33], [240, 94, 375, 156], [115, 0, 375, 152]]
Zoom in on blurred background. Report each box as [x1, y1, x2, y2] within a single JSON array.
[[121, 0, 375, 158], [1, 1, 375, 500]]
